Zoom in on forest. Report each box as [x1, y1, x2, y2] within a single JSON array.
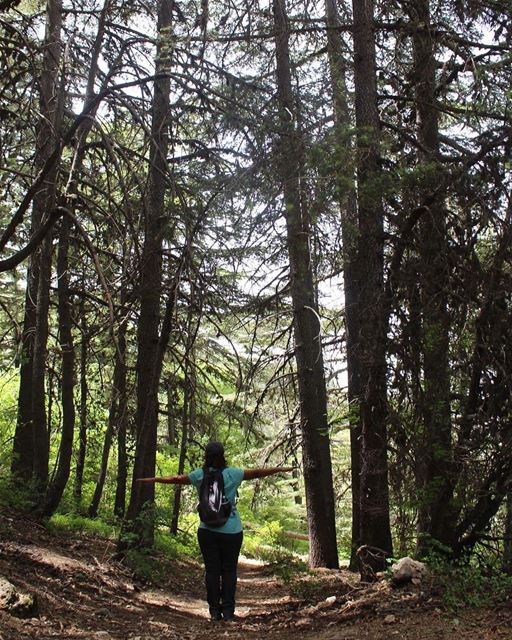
[[1, 0, 512, 605]]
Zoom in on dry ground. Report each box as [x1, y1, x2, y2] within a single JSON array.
[[0, 509, 511, 640]]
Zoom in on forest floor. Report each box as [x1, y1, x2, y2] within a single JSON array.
[[0, 509, 511, 640]]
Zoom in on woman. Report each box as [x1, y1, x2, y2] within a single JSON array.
[[137, 441, 292, 622]]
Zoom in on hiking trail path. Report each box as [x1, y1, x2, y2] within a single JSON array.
[[0, 511, 511, 640]]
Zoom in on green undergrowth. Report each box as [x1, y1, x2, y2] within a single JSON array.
[[428, 553, 512, 610], [242, 520, 309, 582], [47, 513, 119, 539]]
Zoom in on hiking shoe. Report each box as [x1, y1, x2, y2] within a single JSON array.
[[223, 614, 238, 622]]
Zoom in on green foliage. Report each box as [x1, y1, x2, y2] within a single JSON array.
[[427, 552, 512, 610], [155, 528, 200, 561], [260, 547, 309, 583], [0, 475, 36, 512], [243, 519, 283, 557], [123, 548, 168, 584], [46, 513, 118, 539]]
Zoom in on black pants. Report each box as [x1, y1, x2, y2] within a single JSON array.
[[197, 528, 243, 618]]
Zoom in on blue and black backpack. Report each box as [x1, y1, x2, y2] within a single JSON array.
[[197, 467, 232, 527]]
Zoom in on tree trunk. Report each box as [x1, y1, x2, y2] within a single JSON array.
[[41, 4, 110, 518], [167, 379, 177, 446], [123, 0, 173, 547], [351, 0, 393, 571], [74, 316, 88, 506], [11, 274, 38, 480], [409, 0, 453, 554], [38, 213, 75, 517], [11, 0, 63, 491], [30, 0, 64, 495], [89, 320, 127, 518], [273, 0, 338, 569], [170, 373, 192, 534], [504, 490, 512, 572], [114, 349, 128, 518], [325, 0, 362, 570]]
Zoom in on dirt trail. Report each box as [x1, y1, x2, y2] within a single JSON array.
[[0, 512, 511, 640]]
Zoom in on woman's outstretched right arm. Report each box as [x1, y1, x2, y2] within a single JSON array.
[[136, 475, 191, 485], [243, 467, 294, 480]]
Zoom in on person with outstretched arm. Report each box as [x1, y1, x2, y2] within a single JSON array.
[[136, 441, 293, 623]]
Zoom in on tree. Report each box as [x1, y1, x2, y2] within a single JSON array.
[[123, 0, 174, 547], [273, 0, 338, 569], [351, 0, 393, 572], [15, 0, 64, 494], [324, 0, 362, 569]]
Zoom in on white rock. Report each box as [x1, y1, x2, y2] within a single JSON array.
[[384, 614, 396, 624], [325, 595, 336, 604], [0, 576, 37, 618], [391, 557, 427, 585]]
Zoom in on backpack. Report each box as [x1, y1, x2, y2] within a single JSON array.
[[197, 467, 232, 527]]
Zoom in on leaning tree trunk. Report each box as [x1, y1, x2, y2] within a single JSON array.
[[123, 0, 173, 548], [273, 0, 338, 569], [11, 0, 63, 489], [325, 0, 362, 571], [351, 0, 393, 572], [42, 1, 111, 519], [409, 0, 453, 554]]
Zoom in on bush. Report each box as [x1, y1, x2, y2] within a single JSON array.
[[47, 513, 118, 539], [427, 552, 512, 610]]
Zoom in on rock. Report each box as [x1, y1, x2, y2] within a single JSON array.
[[384, 614, 396, 624], [0, 576, 38, 618], [391, 557, 427, 586], [325, 595, 336, 605]]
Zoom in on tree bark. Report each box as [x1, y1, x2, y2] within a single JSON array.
[[167, 379, 177, 446], [170, 366, 194, 534], [30, 0, 64, 494], [114, 348, 128, 518], [409, 0, 453, 554], [89, 318, 127, 518], [351, 0, 393, 570], [171, 320, 199, 535], [41, 2, 110, 518], [325, 0, 362, 570], [11, 0, 63, 487], [123, 0, 173, 547], [74, 313, 88, 506], [504, 490, 512, 572], [273, 0, 338, 569], [38, 214, 75, 517]]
